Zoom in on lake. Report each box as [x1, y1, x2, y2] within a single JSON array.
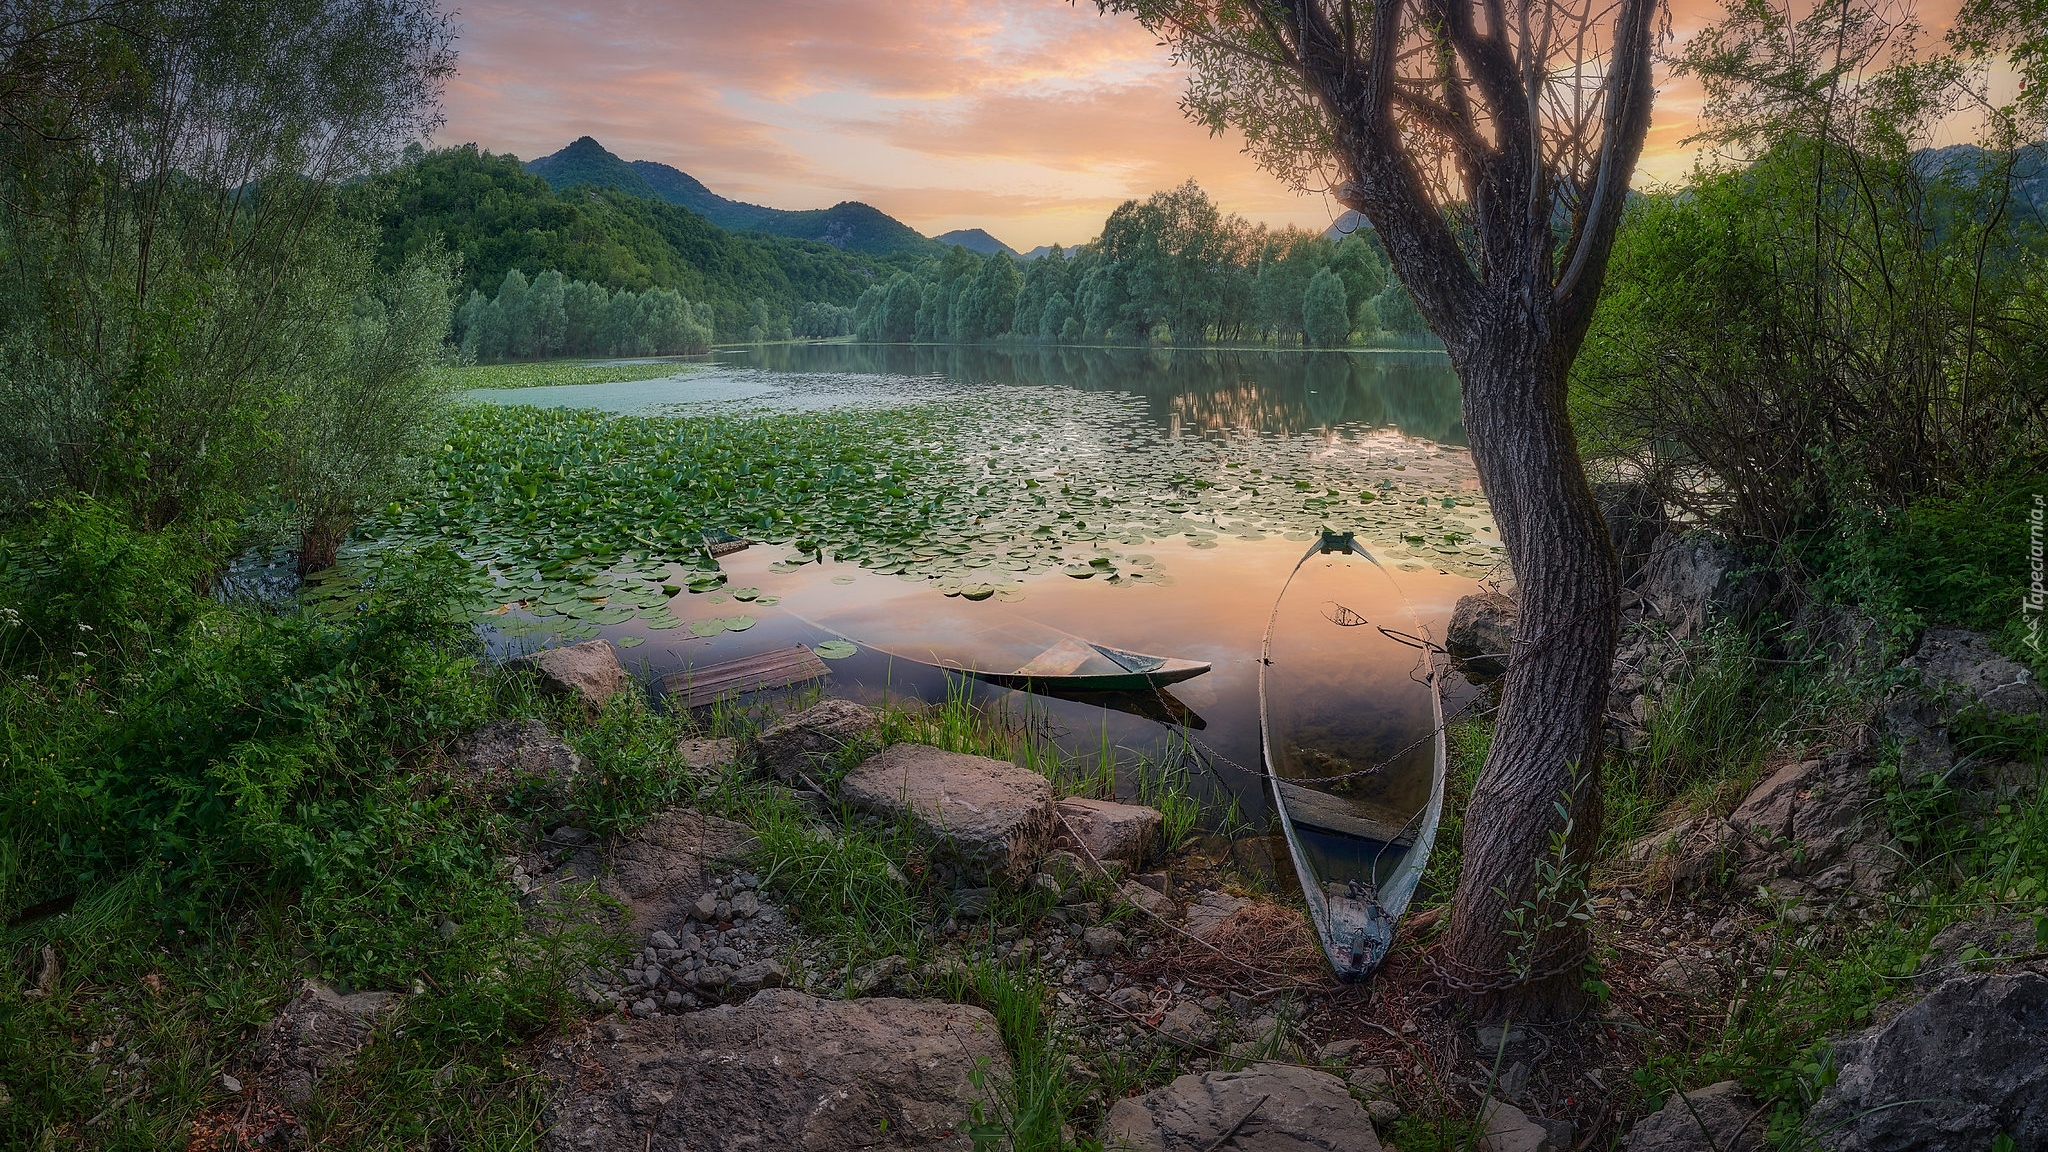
[[422, 343, 1491, 856]]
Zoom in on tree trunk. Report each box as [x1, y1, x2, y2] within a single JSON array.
[[1437, 310, 1620, 1021]]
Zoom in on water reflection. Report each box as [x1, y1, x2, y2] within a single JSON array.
[[717, 343, 1466, 443]]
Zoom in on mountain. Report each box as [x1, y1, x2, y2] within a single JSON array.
[[1322, 210, 1373, 241], [524, 137, 938, 258], [354, 145, 898, 338], [1019, 243, 1084, 260], [933, 228, 1015, 256]]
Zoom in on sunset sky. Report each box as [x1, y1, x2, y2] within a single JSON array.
[[439, 0, 1976, 250]]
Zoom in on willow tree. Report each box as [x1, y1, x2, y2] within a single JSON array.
[[1102, 0, 1659, 1016]]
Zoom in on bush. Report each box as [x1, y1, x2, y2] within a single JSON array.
[[0, 498, 218, 666]]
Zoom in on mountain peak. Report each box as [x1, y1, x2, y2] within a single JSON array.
[[527, 139, 939, 257], [934, 228, 1016, 256]]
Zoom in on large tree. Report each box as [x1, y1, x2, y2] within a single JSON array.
[[1103, 0, 1659, 1016]]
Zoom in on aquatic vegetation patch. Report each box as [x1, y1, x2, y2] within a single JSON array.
[[328, 390, 1500, 635], [433, 359, 696, 391]]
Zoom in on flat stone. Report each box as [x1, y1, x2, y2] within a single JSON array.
[[1621, 1080, 1767, 1151], [1082, 926, 1126, 957], [1807, 971, 2048, 1151], [450, 719, 581, 803], [1103, 1062, 1383, 1152], [1120, 881, 1179, 921], [676, 737, 740, 773], [1479, 1101, 1571, 1152], [590, 809, 759, 938], [839, 744, 1056, 883], [1055, 796, 1164, 868], [1345, 1067, 1392, 1097], [541, 991, 1012, 1152], [1157, 1002, 1216, 1048], [1447, 590, 1517, 677], [752, 698, 877, 785], [730, 959, 787, 992], [1184, 891, 1248, 939], [509, 639, 630, 715], [251, 980, 401, 1104]]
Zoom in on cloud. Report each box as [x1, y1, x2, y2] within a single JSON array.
[[436, 0, 1968, 249]]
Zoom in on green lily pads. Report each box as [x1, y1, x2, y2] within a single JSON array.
[[729, 587, 760, 601], [688, 619, 726, 638], [813, 640, 858, 660], [724, 615, 756, 632], [617, 635, 646, 648]]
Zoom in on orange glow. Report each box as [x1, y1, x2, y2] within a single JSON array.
[[439, 0, 1974, 250]]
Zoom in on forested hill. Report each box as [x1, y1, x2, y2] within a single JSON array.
[[933, 228, 1017, 256], [526, 136, 939, 258], [352, 145, 904, 338]]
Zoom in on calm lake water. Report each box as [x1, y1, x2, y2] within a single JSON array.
[[467, 343, 1488, 866]]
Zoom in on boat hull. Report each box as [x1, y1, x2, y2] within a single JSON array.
[[1259, 531, 1448, 980]]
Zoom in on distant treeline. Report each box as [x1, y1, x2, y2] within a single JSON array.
[[452, 269, 715, 362], [852, 182, 1431, 347]]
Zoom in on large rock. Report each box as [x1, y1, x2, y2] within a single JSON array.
[[1447, 590, 1517, 678], [1727, 751, 1894, 901], [590, 808, 759, 936], [1807, 971, 2048, 1151], [1184, 890, 1248, 939], [752, 698, 878, 784], [250, 980, 400, 1104], [1615, 815, 1734, 893], [1102, 1062, 1382, 1152], [450, 719, 582, 804], [541, 991, 1012, 1152], [1903, 627, 2047, 718], [510, 640, 630, 714], [839, 744, 1055, 883], [1621, 1081, 1767, 1151], [1056, 796, 1164, 868], [1912, 915, 2048, 990], [1595, 481, 1666, 586], [1640, 533, 1778, 637]]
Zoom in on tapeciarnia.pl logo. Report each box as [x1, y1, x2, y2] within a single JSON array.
[[2028, 494, 2044, 652]]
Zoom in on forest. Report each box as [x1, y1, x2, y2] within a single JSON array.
[[852, 182, 1431, 346], [353, 145, 910, 342]]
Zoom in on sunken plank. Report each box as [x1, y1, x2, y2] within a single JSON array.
[[661, 645, 829, 708], [1274, 780, 1417, 847]]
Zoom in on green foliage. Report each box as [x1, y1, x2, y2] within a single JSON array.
[[1302, 267, 1351, 348], [354, 146, 902, 340], [0, 1, 455, 537], [0, 498, 218, 666], [451, 266, 714, 362], [1603, 626, 1793, 851], [1808, 479, 2044, 672], [854, 181, 1409, 347], [1573, 0, 2047, 542]]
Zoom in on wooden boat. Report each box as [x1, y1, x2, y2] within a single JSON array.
[[1259, 530, 1448, 979], [808, 604, 1211, 694]]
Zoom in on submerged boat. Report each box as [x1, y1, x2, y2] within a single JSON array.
[[1259, 530, 1448, 979], [803, 599, 1211, 694]]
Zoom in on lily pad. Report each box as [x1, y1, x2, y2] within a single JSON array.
[[813, 640, 858, 660], [724, 615, 756, 632], [617, 635, 645, 648]]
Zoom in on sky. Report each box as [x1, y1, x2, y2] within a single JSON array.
[[437, 0, 1975, 250]]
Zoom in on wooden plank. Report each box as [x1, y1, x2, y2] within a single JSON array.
[[661, 645, 829, 708], [1275, 781, 1416, 846]]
